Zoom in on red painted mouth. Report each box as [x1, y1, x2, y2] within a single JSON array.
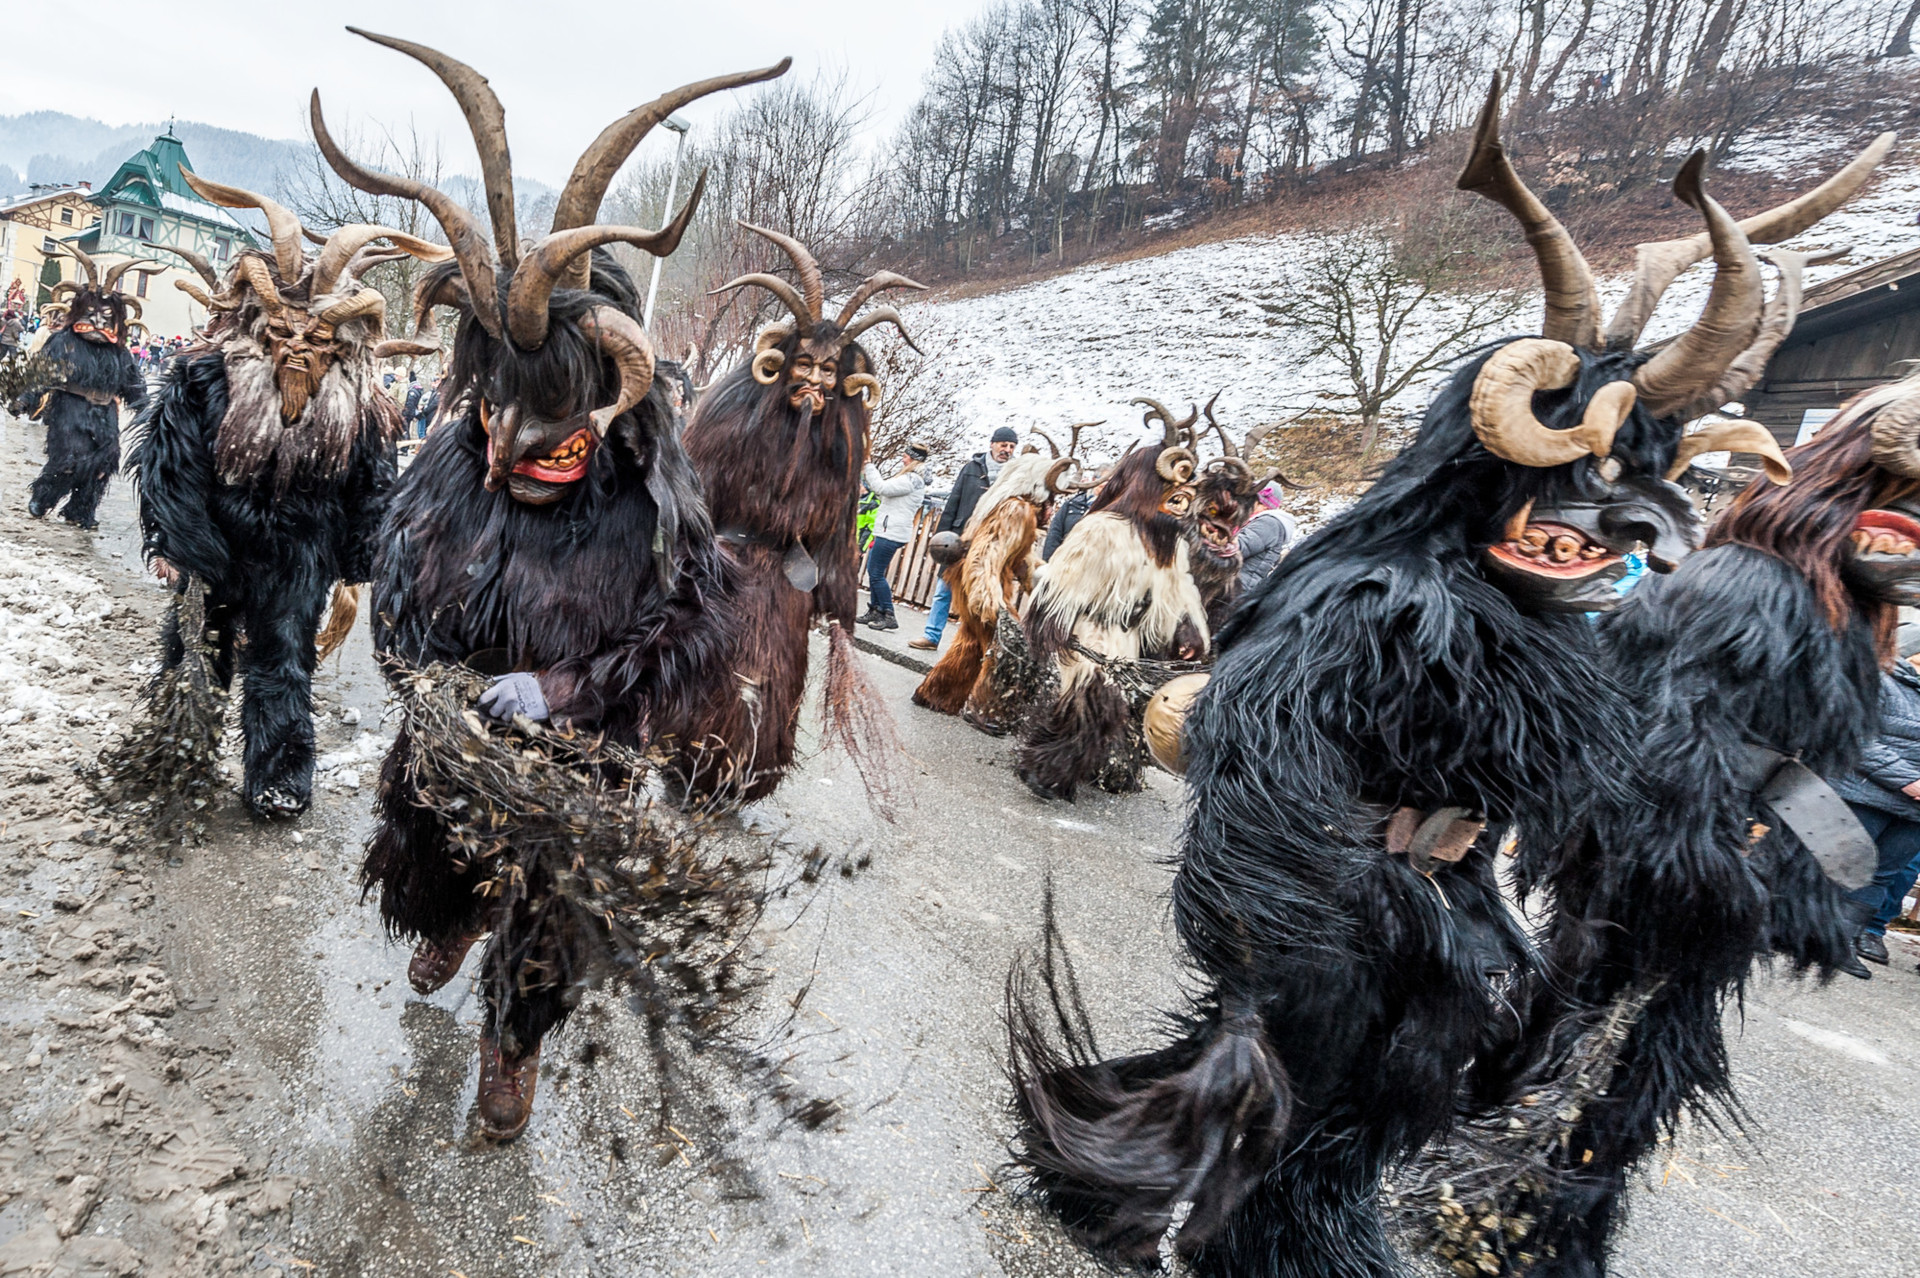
[[1852, 509, 1920, 556], [1487, 520, 1624, 579], [486, 428, 596, 486]]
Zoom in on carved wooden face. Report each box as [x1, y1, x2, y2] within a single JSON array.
[[786, 340, 839, 415], [265, 310, 342, 422], [65, 290, 126, 346]]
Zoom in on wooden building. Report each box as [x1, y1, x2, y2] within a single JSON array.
[[1742, 247, 1920, 445]]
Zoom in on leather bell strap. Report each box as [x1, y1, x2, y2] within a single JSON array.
[[54, 386, 117, 407], [1385, 805, 1486, 874], [715, 527, 818, 593], [1731, 743, 1877, 892]]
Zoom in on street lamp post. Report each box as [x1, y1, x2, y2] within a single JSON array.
[[643, 115, 691, 333]]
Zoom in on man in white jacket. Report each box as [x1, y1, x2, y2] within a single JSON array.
[[858, 441, 930, 631]]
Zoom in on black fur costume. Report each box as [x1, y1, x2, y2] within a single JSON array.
[[20, 253, 149, 528], [128, 173, 430, 820]]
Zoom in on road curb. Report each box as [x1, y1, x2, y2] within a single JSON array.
[[851, 633, 933, 675]]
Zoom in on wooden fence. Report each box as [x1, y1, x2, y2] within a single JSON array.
[[881, 509, 946, 610]]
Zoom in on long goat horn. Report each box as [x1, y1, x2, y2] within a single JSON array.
[[1029, 427, 1060, 458], [177, 167, 305, 284], [1631, 153, 1764, 420], [1203, 391, 1238, 457], [374, 268, 469, 357], [549, 58, 792, 290], [346, 28, 519, 270], [311, 89, 501, 340], [710, 273, 810, 331], [1665, 246, 1849, 425], [508, 169, 708, 350], [313, 225, 451, 298], [174, 278, 213, 308], [46, 239, 99, 286], [840, 307, 919, 353], [1471, 339, 1634, 466], [143, 241, 219, 289], [1133, 396, 1181, 447], [1456, 73, 1600, 347], [1605, 131, 1894, 349], [317, 288, 387, 328], [576, 305, 657, 436], [834, 271, 928, 328], [102, 258, 159, 292], [232, 255, 286, 312], [737, 221, 823, 322], [1665, 418, 1792, 485]]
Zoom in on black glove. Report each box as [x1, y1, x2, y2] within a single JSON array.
[[477, 671, 549, 724]]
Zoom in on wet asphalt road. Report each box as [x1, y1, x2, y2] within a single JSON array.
[[21, 423, 1920, 1276]]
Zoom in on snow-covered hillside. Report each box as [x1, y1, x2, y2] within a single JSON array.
[[906, 139, 1920, 464]]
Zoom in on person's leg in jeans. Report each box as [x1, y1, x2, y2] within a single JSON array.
[[1845, 804, 1920, 964], [865, 536, 903, 629], [924, 578, 952, 640]]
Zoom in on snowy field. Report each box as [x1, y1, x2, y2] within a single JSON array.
[[905, 136, 1920, 464]]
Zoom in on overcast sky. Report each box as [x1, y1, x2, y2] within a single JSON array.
[[5, 0, 985, 184]]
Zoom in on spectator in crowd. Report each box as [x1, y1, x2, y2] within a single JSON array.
[[1236, 480, 1301, 590], [1041, 465, 1109, 561], [415, 374, 444, 438], [857, 441, 930, 632], [1, 311, 23, 357], [910, 426, 1018, 651], [401, 371, 424, 432], [1829, 637, 1920, 977]]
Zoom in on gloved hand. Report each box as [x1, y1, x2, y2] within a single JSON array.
[[477, 671, 549, 724]]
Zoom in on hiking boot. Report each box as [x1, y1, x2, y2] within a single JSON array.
[[855, 608, 880, 625], [1858, 931, 1891, 966], [477, 1036, 540, 1141], [866, 612, 898, 631], [908, 636, 937, 651], [408, 933, 479, 994]]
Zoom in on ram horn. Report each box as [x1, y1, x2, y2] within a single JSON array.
[[507, 170, 709, 350], [1456, 74, 1601, 347], [834, 271, 929, 329], [317, 287, 387, 328], [751, 349, 786, 385], [312, 225, 451, 298], [737, 221, 823, 322], [346, 28, 520, 270], [45, 239, 99, 286], [1029, 427, 1060, 458], [840, 306, 919, 354], [232, 255, 286, 313], [123, 297, 142, 321], [576, 305, 657, 435], [1631, 154, 1765, 420], [548, 58, 791, 288], [311, 89, 501, 340], [1605, 132, 1894, 349], [143, 242, 220, 288], [343, 246, 413, 280], [177, 167, 305, 284], [1131, 397, 1199, 450], [174, 278, 214, 308], [841, 372, 881, 408], [1470, 338, 1634, 466], [1665, 419, 1792, 484]]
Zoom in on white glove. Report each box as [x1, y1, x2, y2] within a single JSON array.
[[478, 671, 549, 724]]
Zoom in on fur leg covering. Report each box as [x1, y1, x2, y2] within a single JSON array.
[[32, 406, 117, 524], [236, 577, 327, 817], [362, 727, 493, 945], [1015, 666, 1128, 802], [914, 611, 983, 715]]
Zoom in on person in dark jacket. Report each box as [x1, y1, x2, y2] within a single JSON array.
[[1829, 650, 1920, 972], [1041, 476, 1102, 561], [1234, 482, 1300, 589], [400, 371, 424, 429], [911, 426, 1019, 651]]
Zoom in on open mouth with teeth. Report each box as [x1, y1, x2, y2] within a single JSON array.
[[510, 427, 595, 484], [1196, 516, 1237, 560], [1487, 519, 1624, 581], [1850, 509, 1920, 557]]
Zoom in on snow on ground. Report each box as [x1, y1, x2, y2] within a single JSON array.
[[0, 536, 122, 735], [908, 134, 1920, 465]]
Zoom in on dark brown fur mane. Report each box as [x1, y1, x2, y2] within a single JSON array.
[[1089, 445, 1184, 567]]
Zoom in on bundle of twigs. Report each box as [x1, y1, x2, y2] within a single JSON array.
[[91, 580, 228, 844], [0, 350, 52, 413], [1384, 985, 1659, 1277], [392, 662, 769, 1043]]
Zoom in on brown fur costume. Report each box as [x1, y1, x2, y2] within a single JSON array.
[[1015, 404, 1210, 801], [914, 450, 1081, 726], [677, 226, 922, 803]]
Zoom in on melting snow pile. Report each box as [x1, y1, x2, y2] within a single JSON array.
[[0, 537, 121, 735]]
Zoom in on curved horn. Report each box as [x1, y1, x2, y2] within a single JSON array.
[[1068, 421, 1100, 459], [346, 28, 519, 269], [177, 167, 305, 283], [1632, 154, 1764, 420], [549, 58, 792, 288], [313, 225, 452, 298], [374, 267, 471, 357], [123, 297, 142, 321], [576, 305, 657, 436], [317, 287, 387, 328], [1456, 74, 1600, 347], [840, 307, 919, 353], [46, 281, 79, 301], [46, 240, 99, 285], [1156, 447, 1197, 483], [311, 89, 502, 340], [1666, 246, 1849, 425], [1132, 396, 1182, 447], [1666, 418, 1792, 484], [142, 241, 219, 288], [1029, 427, 1060, 458], [737, 221, 823, 322], [711, 272, 811, 330], [752, 348, 786, 385], [1863, 377, 1920, 479], [343, 246, 412, 279], [232, 255, 286, 312], [1202, 391, 1238, 457], [841, 373, 881, 408], [174, 278, 214, 308], [834, 271, 929, 328], [102, 258, 160, 292], [1471, 339, 1632, 466], [508, 169, 709, 350], [1606, 132, 1894, 348], [1045, 457, 1078, 493]]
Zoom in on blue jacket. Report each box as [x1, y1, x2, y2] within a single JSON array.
[[1831, 659, 1920, 821]]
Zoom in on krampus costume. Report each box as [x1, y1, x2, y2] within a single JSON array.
[[20, 244, 152, 529], [1011, 398, 1210, 802], [912, 434, 1089, 731], [315, 28, 789, 1140], [1461, 137, 1897, 1277], [127, 169, 445, 820], [676, 228, 921, 801], [1003, 79, 1870, 1275], [1186, 395, 1264, 630]]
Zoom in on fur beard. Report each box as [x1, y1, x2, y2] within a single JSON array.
[[215, 330, 377, 491]]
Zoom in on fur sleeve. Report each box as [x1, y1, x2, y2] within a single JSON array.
[[965, 498, 1029, 621], [117, 349, 148, 411], [335, 405, 399, 586], [127, 354, 229, 584]]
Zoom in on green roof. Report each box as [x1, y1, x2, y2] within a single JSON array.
[[92, 130, 198, 210]]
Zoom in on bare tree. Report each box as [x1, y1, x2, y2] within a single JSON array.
[[860, 319, 966, 468]]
